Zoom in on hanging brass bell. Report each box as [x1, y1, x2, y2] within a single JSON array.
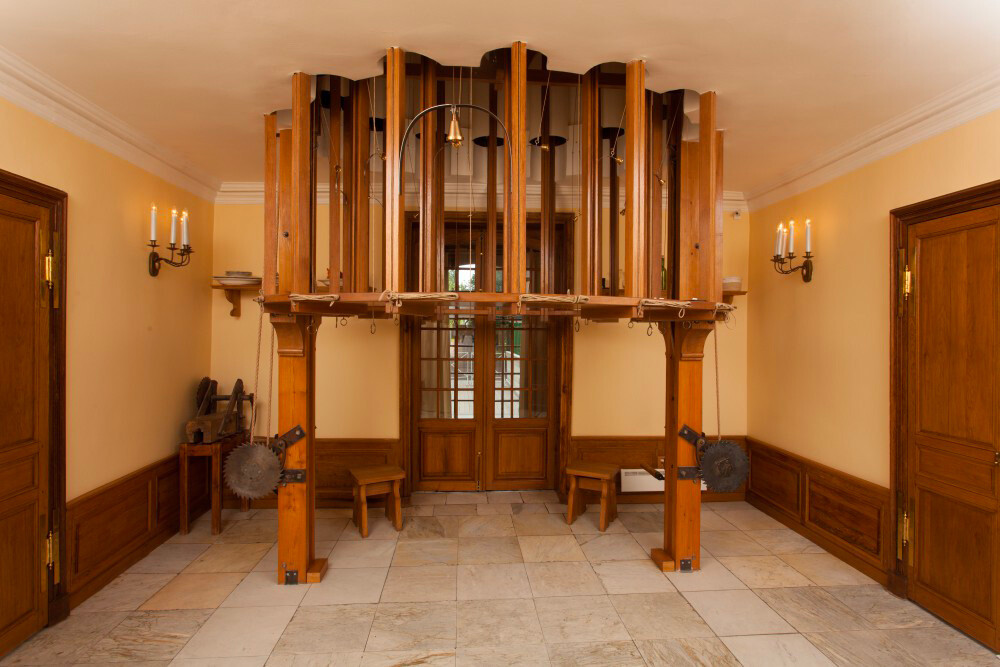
[[446, 106, 464, 147]]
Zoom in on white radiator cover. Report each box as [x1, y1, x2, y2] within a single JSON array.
[[620, 468, 708, 492]]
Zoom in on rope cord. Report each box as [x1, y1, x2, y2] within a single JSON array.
[[288, 292, 341, 305], [518, 294, 590, 305], [713, 323, 722, 444]]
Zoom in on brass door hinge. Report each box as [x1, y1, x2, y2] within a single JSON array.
[[903, 265, 912, 299], [46, 530, 60, 584], [44, 249, 53, 289], [897, 510, 910, 560]]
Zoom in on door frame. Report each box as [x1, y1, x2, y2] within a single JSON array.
[[889, 178, 1000, 598], [0, 168, 68, 624]]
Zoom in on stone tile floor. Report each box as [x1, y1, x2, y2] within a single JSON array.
[[4, 495, 998, 666]]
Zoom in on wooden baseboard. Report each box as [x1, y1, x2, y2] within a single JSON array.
[[65, 453, 209, 609], [745, 437, 892, 585]]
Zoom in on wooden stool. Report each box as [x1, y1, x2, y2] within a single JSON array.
[[350, 465, 405, 538], [565, 462, 620, 532]]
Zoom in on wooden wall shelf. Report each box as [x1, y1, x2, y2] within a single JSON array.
[[212, 283, 260, 318], [721, 289, 747, 305]]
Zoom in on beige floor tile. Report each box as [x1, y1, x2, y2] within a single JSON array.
[[513, 513, 572, 536], [141, 573, 245, 610], [617, 512, 664, 533], [400, 516, 464, 539], [720, 509, 787, 531], [265, 653, 358, 665], [74, 573, 175, 612], [410, 493, 448, 506], [252, 543, 280, 573], [127, 543, 209, 574], [218, 520, 278, 544], [804, 630, 921, 666], [884, 626, 1000, 665], [577, 533, 648, 562], [745, 529, 825, 554], [611, 592, 715, 639], [700, 530, 770, 557], [177, 605, 297, 659], [476, 503, 513, 515], [518, 535, 586, 562], [457, 644, 546, 666], [683, 589, 795, 636], [592, 559, 675, 594], [756, 587, 871, 633], [524, 562, 605, 597], [666, 557, 747, 592], [74, 609, 211, 663], [222, 509, 257, 521], [434, 504, 478, 516], [534, 595, 630, 643], [221, 571, 311, 608], [183, 543, 272, 573], [175, 656, 267, 665], [568, 512, 628, 535], [779, 553, 877, 586], [381, 565, 457, 602], [630, 531, 664, 555], [328, 540, 396, 569], [723, 634, 835, 667], [166, 519, 227, 544], [699, 511, 739, 531], [392, 539, 459, 566], [546, 640, 644, 666], [486, 491, 522, 504], [635, 637, 741, 666], [314, 507, 354, 519], [703, 501, 755, 512], [361, 650, 455, 666], [545, 502, 567, 515], [300, 567, 388, 606], [455, 598, 542, 647], [271, 604, 377, 655], [445, 492, 488, 504], [1, 610, 128, 665], [315, 518, 352, 541], [458, 515, 516, 537], [338, 517, 397, 541], [402, 505, 434, 517], [618, 503, 659, 512], [457, 563, 532, 600], [718, 555, 815, 589], [511, 503, 549, 515], [823, 585, 940, 629], [366, 601, 457, 651], [457, 536, 523, 564], [249, 509, 278, 520], [519, 490, 559, 504]]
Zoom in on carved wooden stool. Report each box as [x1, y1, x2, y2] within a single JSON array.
[[565, 461, 620, 532], [350, 465, 405, 538]]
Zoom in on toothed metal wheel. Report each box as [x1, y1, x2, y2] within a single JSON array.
[[699, 440, 749, 493], [224, 442, 281, 500]]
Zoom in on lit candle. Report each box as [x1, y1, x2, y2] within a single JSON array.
[[780, 226, 788, 257], [150, 204, 157, 243], [170, 208, 178, 246], [181, 210, 189, 247], [788, 220, 795, 256], [805, 219, 812, 254], [774, 224, 782, 257]]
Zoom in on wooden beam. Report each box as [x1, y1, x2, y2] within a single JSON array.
[[714, 128, 725, 304], [624, 60, 648, 298], [540, 77, 555, 294], [290, 72, 313, 293], [664, 91, 684, 300], [485, 84, 498, 293], [276, 129, 293, 294], [263, 113, 278, 296], [328, 76, 343, 294], [580, 69, 601, 296], [385, 47, 406, 292], [677, 140, 700, 299], [504, 42, 527, 294], [647, 92, 663, 297], [419, 57, 439, 292], [351, 81, 371, 292], [342, 93, 355, 292], [698, 91, 719, 302]]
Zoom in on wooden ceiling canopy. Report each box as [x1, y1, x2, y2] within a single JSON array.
[[264, 43, 725, 585]]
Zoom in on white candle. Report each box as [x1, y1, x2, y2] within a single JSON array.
[[170, 209, 178, 245], [181, 210, 189, 247], [805, 219, 812, 254], [788, 220, 795, 255], [774, 224, 782, 257], [780, 227, 788, 258], [150, 205, 157, 243]]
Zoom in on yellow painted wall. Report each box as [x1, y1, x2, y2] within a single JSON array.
[[748, 108, 1000, 486], [0, 97, 214, 500]]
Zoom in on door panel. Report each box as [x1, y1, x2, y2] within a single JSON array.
[[488, 428, 548, 488], [906, 205, 999, 647], [0, 194, 50, 655]]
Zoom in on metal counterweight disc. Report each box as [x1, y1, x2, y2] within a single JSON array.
[[700, 440, 749, 493], [224, 442, 282, 500]]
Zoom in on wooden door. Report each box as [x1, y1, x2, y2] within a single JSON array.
[[0, 193, 51, 655], [905, 205, 1000, 648]]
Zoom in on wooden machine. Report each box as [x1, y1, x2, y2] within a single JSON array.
[[261, 45, 728, 584]]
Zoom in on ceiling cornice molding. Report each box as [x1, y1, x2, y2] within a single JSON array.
[[0, 46, 219, 201], [746, 68, 1000, 212]]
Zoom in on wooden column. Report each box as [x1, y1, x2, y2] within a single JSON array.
[[647, 93, 664, 296], [275, 73, 325, 584], [624, 60, 648, 298], [697, 91, 719, 302], [342, 91, 355, 292], [540, 77, 555, 294], [677, 140, 700, 299], [419, 57, 439, 292], [263, 113, 278, 295], [350, 81, 371, 292], [328, 76, 343, 294], [485, 84, 498, 292], [384, 47, 406, 292], [504, 42, 527, 294], [652, 322, 712, 572], [580, 69, 601, 295]]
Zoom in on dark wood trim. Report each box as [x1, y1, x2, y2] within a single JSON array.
[[0, 168, 69, 624], [65, 454, 210, 609], [746, 437, 892, 586]]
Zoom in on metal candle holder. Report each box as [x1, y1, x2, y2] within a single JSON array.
[[772, 251, 814, 282], [148, 241, 193, 276]]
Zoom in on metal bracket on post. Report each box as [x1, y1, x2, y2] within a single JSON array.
[[677, 467, 700, 481], [284, 570, 299, 585], [678, 424, 706, 449], [679, 558, 693, 572], [282, 469, 306, 484]]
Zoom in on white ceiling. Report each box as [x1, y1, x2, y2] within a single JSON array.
[[1, 0, 998, 199]]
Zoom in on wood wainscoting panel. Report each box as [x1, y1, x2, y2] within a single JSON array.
[[746, 437, 892, 584], [65, 454, 209, 609]]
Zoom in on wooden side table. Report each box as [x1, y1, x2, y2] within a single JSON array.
[[179, 430, 249, 535], [565, 461, 620, 532]]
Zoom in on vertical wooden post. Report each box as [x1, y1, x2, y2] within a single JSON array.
[[580, 69, 601, 296], [540, 76, 555, 294], [385, 47, 406, 293], [647, 93, 663, 296], [277, 130, 293, 294], [350, 81, 371, 292], [504, 42, 527, 294], [624, 60, 648, 298], [275, 73, 324, 585], [328, 77, 343, 294], [677, 141, 700, 299], [698, 91, 719, 302], [419, 57, 439, 292], [263, 113, 278, 296], [485, 84, 498, 292], [342, 91, 355, 292], [714, 128, 725, 304]]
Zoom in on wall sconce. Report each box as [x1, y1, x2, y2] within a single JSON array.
[[772, 219, 814, 282], [148, 204, 194, 276]]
